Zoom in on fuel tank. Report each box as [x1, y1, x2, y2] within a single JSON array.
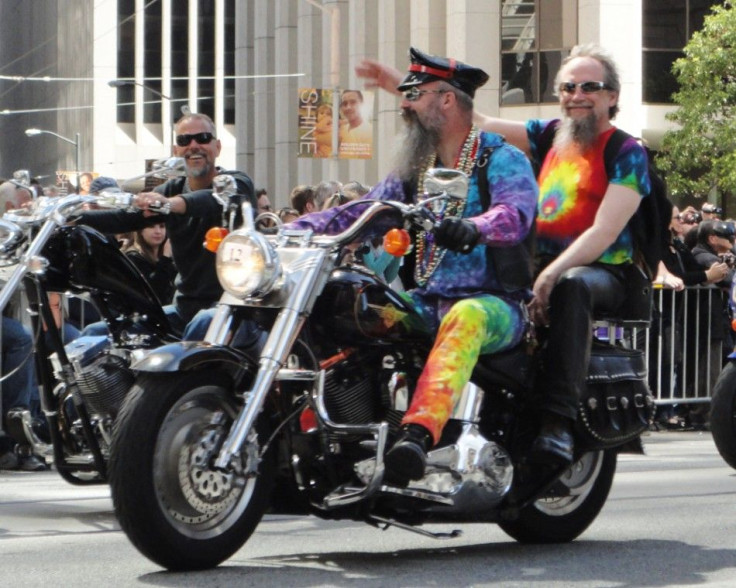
[[40, 225, 169, 330], [311, 266, 431, 347]]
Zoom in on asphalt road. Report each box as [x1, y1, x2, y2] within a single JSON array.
[[1, 430, 735, 587]]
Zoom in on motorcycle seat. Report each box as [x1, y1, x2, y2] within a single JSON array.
[[472, 345, 533, 391]]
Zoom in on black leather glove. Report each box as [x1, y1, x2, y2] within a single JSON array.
[[434, 218, 480, 253]]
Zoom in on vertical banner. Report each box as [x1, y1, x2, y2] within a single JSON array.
[[298, 88, 375, 159], [298, 88, 335, 159], [337, 89, 374, 159], [56, 171, 98, 195]]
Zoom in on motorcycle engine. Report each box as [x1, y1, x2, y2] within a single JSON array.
[[323, 351, 381, 425], [322, 349, 417, 431], [50, 335, 134, 416]]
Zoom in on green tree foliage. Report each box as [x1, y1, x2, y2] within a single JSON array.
[[658, 2, 736, 200]]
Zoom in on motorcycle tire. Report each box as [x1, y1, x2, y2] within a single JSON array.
[[499, 449, 616, 543], [109, 370, 275, 571], [710, 361, 736, 469]]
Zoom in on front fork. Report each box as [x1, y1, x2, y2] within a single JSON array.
[[211, 303, 307, 469]]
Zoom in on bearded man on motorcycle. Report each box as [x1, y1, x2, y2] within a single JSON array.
[[78, 113, 257, 341], [357, 44, 652, 469], [288, 48, 538, 483]]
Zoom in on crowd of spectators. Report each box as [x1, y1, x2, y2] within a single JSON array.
[[651, 201, 734, 430]]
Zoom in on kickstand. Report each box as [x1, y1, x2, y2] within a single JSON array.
[[368, 514, 462, 540]]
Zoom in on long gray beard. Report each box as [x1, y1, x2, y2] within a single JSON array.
[[394, 109, 442, 184], [554, 112, 599, 152]]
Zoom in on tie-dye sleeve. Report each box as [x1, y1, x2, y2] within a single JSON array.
[[607, 137, 651, 198], [471, 141, 539, 247], [526, 118, 558, 169]]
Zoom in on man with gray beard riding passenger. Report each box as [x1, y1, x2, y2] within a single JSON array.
[[357, 44, 651, 466], [287, 48, 538, 484]]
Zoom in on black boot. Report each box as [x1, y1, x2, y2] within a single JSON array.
[[529, 413, 574, 466], [384, 424, 432, 483]]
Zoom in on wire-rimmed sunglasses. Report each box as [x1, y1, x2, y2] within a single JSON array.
[[175, 132, 216, 147], [403, 87, 448, 102], [558, 81, 611, 95]]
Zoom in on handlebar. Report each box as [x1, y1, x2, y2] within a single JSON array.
[[301, 191, 465, 250], [1, 190, 173, 228]]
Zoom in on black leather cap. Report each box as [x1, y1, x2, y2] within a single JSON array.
[[397, 47, 489, 98]]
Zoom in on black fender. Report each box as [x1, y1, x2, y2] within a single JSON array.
[[131, 341, 256, 377]]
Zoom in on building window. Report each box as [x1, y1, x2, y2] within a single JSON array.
[[144, 1, 162, 124], [171, 0, 189, 122], [225, 0, 235, 125], [500, 0, 577, 105], [116, 0, 135, 123], [642, 0, 714, 103], [198, 0, 216, 120]]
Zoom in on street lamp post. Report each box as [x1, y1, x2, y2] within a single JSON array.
[[24, 128, 81, 192], [108, 80, 189, 151]]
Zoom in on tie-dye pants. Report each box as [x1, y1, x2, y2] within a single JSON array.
[[400, 293, 527, 444]]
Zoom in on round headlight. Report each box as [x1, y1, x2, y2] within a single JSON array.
[[216, 230, 280, 298]]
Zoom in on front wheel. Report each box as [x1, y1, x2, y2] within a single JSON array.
[[109, 370, 274, 570], [499, 449, 617, 543], [710, 361, 736, 469]]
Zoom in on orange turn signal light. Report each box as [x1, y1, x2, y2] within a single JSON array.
[[204, 227, 229, 252], [383, 228, 411, 257], [731, 318, 736, 332]]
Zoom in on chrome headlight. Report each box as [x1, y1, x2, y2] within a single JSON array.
[[216, 229, 281, 298]]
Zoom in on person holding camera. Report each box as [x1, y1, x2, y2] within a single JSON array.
[[692, 220, 736, 285], [701, 203, 723, 221], [686, 220, 735, 428]]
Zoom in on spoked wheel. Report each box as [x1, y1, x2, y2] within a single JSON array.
[[710, 361, 736, 469], [109, 370, 274, 570], [499, 449, 617, 543]]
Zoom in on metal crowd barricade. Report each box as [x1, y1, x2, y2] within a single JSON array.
[[646, 284, 727, 407]]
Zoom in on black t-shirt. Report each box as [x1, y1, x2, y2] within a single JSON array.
[[77, 168, 255, 322]]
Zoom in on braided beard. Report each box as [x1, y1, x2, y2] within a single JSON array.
[[394, 108, 443, 184]]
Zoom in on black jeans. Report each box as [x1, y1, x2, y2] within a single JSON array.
[[539, 264, 628, 421]]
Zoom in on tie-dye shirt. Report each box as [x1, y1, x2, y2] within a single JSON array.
[[526, 119, 650, 265], [287, 131, 538, 298]]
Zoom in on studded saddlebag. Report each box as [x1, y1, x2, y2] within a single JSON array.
[[575, 342, 655, 450]]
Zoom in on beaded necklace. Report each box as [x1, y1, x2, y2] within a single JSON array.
[[414, 125, 481, 286]]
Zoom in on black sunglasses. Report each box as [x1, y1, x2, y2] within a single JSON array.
[[558, 81, 611, 95], [175, 132, 215, 147]]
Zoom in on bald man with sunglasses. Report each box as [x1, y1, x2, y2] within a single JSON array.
[[78, 113, 257, 339], [358, 44, 651, 466]]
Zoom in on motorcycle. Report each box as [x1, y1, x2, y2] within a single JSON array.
[[109, 168, 655, 570], [0, 159, 220, 483], [710, 278, 736, 469]]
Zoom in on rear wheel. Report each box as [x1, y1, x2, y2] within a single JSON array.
[[710, 362, 736, 469], [499, 450, 617, 543], [109, 370, 274, 570]]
